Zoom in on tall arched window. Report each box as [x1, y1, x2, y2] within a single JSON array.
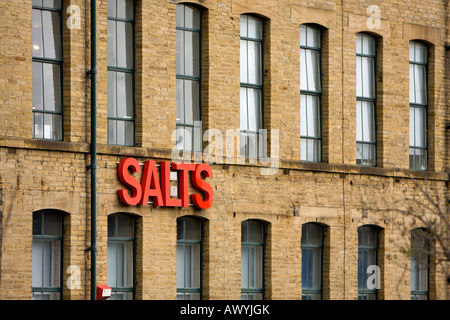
[[32, 210, 63, 300], [107, 213, 136, 300], [411, 228, 430, 299], [356, 32, 377, 167], [32, 0, 63, 140], [177, 216, 202, 300], [241, 219, 264, 300], [357, 225, 379, 300], [301, 223, 323, 300], [300, 24, 322, 162], [240, 14, 264, 159], [107, 0, 135, 146], [409, 41, 428, 171], [176, 4, 202, 152]]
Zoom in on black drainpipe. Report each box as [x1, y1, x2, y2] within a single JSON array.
[[87, 0, 97, 300]]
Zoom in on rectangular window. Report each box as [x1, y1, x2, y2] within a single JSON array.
[[356, 33, 376, 167], [177, 217, 202, 300], [300, 25, 322, 162], [32, 0, 63, 141], [107, 214, 136, 300], [32, 211, 63, 300], [411, 228, 429, 300], [409, 41, 428, 171], [241, 220, 264, 300], [176, 4, 202, 153], [358, 225, 378, 300], [107, 0, 135, 146], [301, 223, 323, 300], [240, 15, 264, 159]]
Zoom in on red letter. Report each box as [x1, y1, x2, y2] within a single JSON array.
[[160, 161, 182, 207], [191, 163, 214, 209], [172, 162, 196, 207], [139, 160, 164, 206], [117, 158, 142, 206]]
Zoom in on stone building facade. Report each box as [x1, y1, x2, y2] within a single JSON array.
[[0, 0, 448, 300]]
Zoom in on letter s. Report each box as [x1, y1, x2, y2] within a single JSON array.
[[191, 163, 214, 209], [117, 158, 142, 206]]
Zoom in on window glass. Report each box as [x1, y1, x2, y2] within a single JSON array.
[[411, 229, 429, 299], [176, 4, 202, 152], [301, 223, 323, 300], [357, 225, 378, 300], [356, 33, 376, 166], [409, 41, 428, 171], [32, 211, 63, 300], [32, 4, 62, 140], [241, 220, 264, 300], [300, 25, 322, 162], [107, 214, 135, 300], [177, 217, 202, 300]]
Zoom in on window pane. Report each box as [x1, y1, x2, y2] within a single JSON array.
[[358, 226, 378, 247], [240, 88, 248, 130], [107, 71, 117, 117], [43, 0, 62, 9], [240, 40, 248, 83], [411, 229, 429, 292], [110, 214, 134, 238], [43, 63, 62, 113], [183, 79, 199, 125], [362, 34, 376, 56], [116, 0, 133, 20], [247, 16, 262, 40], [247, 41, 262, 85], [107, 241, 133, 288], [33, 62, 43, 110], [247, 88, 262, 131], [116, 72, 133, 118], [42, 10, 61, 60], [414, 107, 426, 147], [306, 26, 320, 48], [117, 21, 133, 69], [413, 65, 427, 105], [411, 41, 427, 64], [108, 120, 117, 144], [176, 78, 184, 124], [184, 31, 200, 77], [362, 101, 375, 142], [32, 10, 43, 57], [107, 20, 116, 67], [184, 5, 200, 29], [361, 57, 375, 98], [33, 112, 44, 139], [302, 223, 322, 246], [176, 30, 184, 75]]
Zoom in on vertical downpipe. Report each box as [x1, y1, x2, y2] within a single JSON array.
[[89, 0, 97, 300]]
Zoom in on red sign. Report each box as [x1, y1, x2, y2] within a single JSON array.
[[117, 158, 214, 209]]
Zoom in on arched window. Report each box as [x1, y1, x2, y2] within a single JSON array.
[[107, 213, 136, 300], [241, 219, 264, 300], [411, 228, 429, 299], [357, 225, 379, 300], [32, 0, 63, 140], [107, 0, 135, 146], [301, 223, 323, 300], [176, 4, 202, 152], [177, 216, 202, 300], [32, 210, 63, 300], [240, 14, 264, 159], [356, 32, 377, 167], [300, 24, 322, 162], [409, 41, 428, 171]]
